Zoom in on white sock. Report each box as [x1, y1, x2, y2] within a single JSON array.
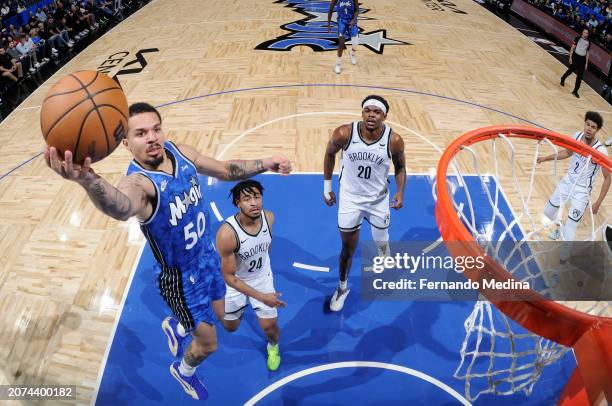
[[339, 279, 348, 290], [177, 322, 187, 337], [179, 358, 196, 377], [336, 57, 341, 64]]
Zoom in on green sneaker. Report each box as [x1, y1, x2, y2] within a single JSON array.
[[267, 344, 281, 371]]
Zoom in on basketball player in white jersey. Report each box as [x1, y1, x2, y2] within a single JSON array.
[[323, 95, 406, 310], [216, 180, 286, 371], [537, 111, 610, 261]]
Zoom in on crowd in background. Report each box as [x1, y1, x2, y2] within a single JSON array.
[[528, 0, 611, 49], [0, 0, 145, 115]]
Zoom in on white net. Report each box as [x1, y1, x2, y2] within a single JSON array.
[[436, 129, 612, 402]]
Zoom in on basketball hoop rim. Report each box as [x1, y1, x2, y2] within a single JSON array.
[[435, 125, 612, 348]]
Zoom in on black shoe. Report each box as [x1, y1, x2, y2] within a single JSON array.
[[560, 79, 565, 86], [572, 91, 579, 98]]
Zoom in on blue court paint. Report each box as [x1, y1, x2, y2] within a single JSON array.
[[95, 174, 574, 405]]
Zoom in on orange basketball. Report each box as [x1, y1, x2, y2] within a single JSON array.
[[41, 70, 129, 164]]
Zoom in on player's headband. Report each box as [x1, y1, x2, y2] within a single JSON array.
[[362, 99, 387, 114]]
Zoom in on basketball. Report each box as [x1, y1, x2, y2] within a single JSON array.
[[40, 70, 129, 164]]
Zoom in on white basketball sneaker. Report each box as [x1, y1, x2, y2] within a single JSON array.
[[349, 49, 357, 65], [334, 62, 341, 74], [329, 287, 350, 311], [548, 228, 561, 240]]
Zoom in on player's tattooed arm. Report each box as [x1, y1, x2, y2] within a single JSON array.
[[390, 132, 406, 210], [225, 159, 265, 180], [45, 147, 151, 221], [177, 144, 291, 180], [84, 174, 151, 221]]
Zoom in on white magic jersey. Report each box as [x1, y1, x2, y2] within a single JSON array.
[[565, 132, 608, 190], [225, 213, 272, 281], [339, 121, 392, 201]]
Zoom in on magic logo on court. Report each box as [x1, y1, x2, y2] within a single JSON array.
[[256, 0, 410, 53]]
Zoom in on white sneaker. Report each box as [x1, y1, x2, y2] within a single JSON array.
[[349, 50, 357, 65], [334, 62, 341, 74], [329, 287, 350, 311], [549, 228, 561, 240]]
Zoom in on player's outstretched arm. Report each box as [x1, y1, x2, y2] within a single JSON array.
[[45, 146, 153, 221], [323, 125, 351, 206], [390, 132, 406, 210], [217, 224, 286, 308], [536, 148, 573, 164], [177, 144, 291, 180], [592, 168, 610, 214]]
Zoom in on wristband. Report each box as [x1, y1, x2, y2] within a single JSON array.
[[324, 179, 332, 199]]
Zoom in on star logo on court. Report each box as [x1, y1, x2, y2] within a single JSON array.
[[358, 30, 410, 54], [255, 1, 411, 53]]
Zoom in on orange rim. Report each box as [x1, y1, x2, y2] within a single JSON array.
[[435, 125, 612, 347]]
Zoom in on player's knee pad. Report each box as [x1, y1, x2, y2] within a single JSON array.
[[562, 217, 579, 241], [371, 226, 389, 244], [544, 202, 559, 222]]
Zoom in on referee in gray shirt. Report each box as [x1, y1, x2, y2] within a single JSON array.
[[560, 28, 591, 98]]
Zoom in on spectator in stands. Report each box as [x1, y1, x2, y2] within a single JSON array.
[[70, 5, 94, 34], [35, 7, 46, 23], [560, 28, 590, 98], [16, 1, 26, 14], [91, 0, 113, 19], [36, 22, 57, 57], [61, 9, 78, 39], [15, 34, 39, 72], [29, 28, 50, 63], [5, 39, 29, 71], [587, 14, 599, 30], [53, 1, 66, 22], [8, 24, 20, 39], [45, 17, 72, 52], [54, 17, 74, 47], [0, 46, 22, 82]]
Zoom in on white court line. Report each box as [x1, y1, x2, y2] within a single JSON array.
[[293, 262, 330, 272], [210, 201, 223, 221], [91, 241, 146, 406], [244, 361, 471, 406], [422, 237, 444, 254], [208, 112, 444, 186]]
